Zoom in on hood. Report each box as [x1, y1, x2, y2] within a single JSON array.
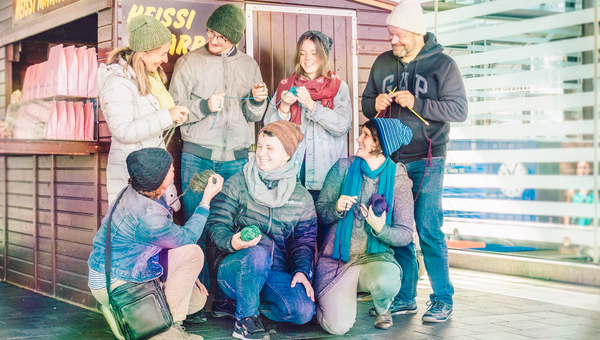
[[413, 32, 444, 62], [96, 56, 137, 95]]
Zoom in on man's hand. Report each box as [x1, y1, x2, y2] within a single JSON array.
[[375, 93, 393, 112], [252, 83, 268, 102], [291, 272, 314, 302], [231, 232, 262, 250], [208, 93, 225, 112], [296, 86, 315, 113], [336, 195, 357, 214], [392, 90, 415, 108], [200, 174, 224, 206], [195, 278, 209, 296]]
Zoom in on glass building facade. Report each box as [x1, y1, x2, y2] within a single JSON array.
[[422, 0, 599, 265]]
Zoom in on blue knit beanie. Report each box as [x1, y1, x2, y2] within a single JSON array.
[[371, 118, 413, 157], [127, 148, 173, 192]]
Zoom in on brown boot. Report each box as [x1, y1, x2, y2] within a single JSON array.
[[374, 310, 393, 330]]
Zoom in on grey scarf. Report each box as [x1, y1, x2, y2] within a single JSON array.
[[243, 156, 299, 208]]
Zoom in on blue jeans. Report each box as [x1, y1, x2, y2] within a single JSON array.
[[181, 152, 247, 289], [217, 246, 315, 324], [392, 157, 454, 305]]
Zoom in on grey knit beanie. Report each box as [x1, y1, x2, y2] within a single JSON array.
[[300, 30, 333, 56], [206, 4, 246, 44], [127, 15, 172, 52], [127, 148, 173, 192]]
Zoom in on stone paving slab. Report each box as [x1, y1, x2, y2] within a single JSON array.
[[1, 282, 600, 340]]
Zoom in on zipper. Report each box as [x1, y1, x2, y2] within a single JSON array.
[[222, 56, 229, 158]]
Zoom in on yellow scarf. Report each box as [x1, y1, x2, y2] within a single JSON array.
[[148, 71, 175, 109]]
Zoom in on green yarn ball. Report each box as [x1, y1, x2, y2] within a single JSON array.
[[189, 170, 216, 193], [240, 225, 261, 242]]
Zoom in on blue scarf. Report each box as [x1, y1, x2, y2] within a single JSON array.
[[332, 157, 396, 262]]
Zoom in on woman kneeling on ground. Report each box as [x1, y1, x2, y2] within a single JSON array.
[[315, 118, 415, 334]]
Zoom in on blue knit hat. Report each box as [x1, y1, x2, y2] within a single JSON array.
[[371, 118, 413, 157], [127, 148, 173, 192]]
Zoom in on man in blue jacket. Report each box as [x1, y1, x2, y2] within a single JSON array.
[[207, 121, 317, 340], [361, 0, 468, 323]]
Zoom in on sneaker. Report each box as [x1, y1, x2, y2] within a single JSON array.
[[185, 308, 207, 324], [233, 316, 270, 340], [258, 314, 277, 334], [374, 310, 393, 330], [422, 300, 453, 323], [369, 299, 418, 316], [211, 298, 237, 319], [150, 322, 203, 339]]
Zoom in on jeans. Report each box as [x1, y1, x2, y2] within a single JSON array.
[[392, 157, 454, 305], [317, 262, 401, 335], [217, 246, 315, 324], [180, 152, 247, 289]]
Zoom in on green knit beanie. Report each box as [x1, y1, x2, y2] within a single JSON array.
[[128, 15, 172, 52], [206, 4, 245, 45]]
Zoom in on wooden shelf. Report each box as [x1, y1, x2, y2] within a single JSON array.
[[0, 139, 110, 155]]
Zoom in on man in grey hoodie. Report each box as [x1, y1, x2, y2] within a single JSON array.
[[169, 4, 268, 321], [361, 0, 468, 323]]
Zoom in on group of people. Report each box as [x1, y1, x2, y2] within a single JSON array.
[[87, 0, 468, 339]]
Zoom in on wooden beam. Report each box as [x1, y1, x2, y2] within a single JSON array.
[[0, 140, 110, 155], [352, 0, 395, 11], [32, 155, 38, 291], [2, 156, 7, 280], [94, 153, 99, 231], [50, 155, 56, 296]]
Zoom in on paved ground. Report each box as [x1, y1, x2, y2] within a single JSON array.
[[1, 269, 600, 340]]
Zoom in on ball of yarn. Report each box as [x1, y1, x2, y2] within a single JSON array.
[[240, 225, 261, 242], [189, 170, 216, 193], [368, 193, 389, 217], [288, 87, 298, 96]]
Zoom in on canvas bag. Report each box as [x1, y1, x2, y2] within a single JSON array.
[[84, 102, 95, 140], [64, 46, 78, 96], [65, 101, 76, 139], [76, 46, 88, 97], [46, 44, 68, 97], [73, 102, 85, 140], [87, 48, 98, 97], [46, 101, 59, 139], [55, 101, 67, 139]]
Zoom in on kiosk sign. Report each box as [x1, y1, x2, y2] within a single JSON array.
[[13, 0, 81, 24]]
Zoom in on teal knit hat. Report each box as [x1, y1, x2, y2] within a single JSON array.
[[127, 15, 172, 52], [206, 4, 245, 44]]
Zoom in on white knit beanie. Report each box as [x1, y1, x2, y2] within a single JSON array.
[[386, 0, 427, 35]]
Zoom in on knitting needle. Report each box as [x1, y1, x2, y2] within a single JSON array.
[[406, 106, 429, 126], [375, 87, 397, 117]]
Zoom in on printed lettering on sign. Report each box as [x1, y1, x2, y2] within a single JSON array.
[[122, 0, 245, 56], [13, 0, 81, 23]]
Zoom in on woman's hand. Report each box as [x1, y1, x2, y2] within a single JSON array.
[[336, 195, 357, 214], [363, 203, 386, 233], [208, 93, 226, 113], [169, 106, 189, 124], [291, 272, 315, 302], [200, 174, 224, 205], [279, 90, 297, 117], [296, 86, 316, 113], [231, 232, 262, 251], [195, 278, 209, 296]]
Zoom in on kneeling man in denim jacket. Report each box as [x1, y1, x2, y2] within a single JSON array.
[[88, 148, 223, 340], [207, 121, 317, 340]]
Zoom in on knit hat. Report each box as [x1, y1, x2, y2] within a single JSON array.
[[127, 15, 172, 52], [206, 4, 245, 44], [259, 121, 305, 158], [300, 30, 333, 56], [386, 0, 427, 35], [371, 118, 413, 157], [126, 148, 173, 192]]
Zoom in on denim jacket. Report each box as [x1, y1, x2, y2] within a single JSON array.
[[264, 81, 352, 191], [88, 186, 209, 283]]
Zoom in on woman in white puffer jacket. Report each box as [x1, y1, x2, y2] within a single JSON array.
[[97, 15, 189, 204]]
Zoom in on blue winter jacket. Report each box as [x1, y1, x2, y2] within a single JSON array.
[[88, 185, 209, 283], [207, 172, 317, 281]]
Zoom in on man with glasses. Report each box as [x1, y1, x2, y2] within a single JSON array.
[[361, 0, 468, 323], [170, 3, 268, 323]]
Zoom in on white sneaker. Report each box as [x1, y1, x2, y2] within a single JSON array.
[[150, 322, 203, 340]]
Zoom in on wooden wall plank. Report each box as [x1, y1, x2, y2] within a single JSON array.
[[56, 283, 95, 308]]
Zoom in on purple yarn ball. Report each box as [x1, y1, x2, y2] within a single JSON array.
[[368, 193, 389, 217]]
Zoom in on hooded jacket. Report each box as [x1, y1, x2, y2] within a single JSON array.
[[170, 46, 267, 161], [362, 33, 468, 164], [207, 163, 317, 281], [96, 57, 173, 203]]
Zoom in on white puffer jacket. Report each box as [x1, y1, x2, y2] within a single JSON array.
[[97, 57, 174, 203]]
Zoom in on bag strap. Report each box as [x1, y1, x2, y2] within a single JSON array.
[[105, 187, 128, 296]]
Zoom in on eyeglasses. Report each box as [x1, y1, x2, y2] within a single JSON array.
[[207, 29, 229, 45]]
